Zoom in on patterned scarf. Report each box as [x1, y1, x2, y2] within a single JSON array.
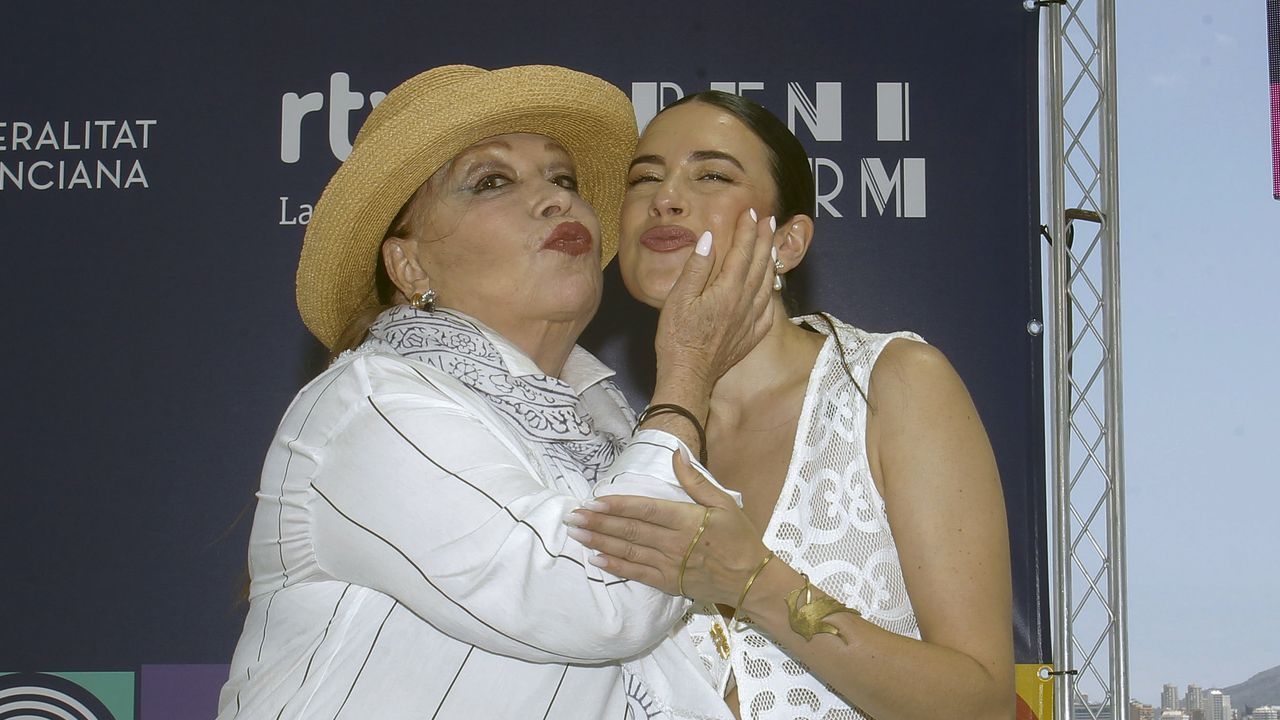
[[366, 305, 621, 484]]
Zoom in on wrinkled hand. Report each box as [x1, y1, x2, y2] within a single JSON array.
[[564, 450, 769, 604], [655, 208, 777, 384]]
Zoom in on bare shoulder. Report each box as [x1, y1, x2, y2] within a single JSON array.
[[868, 338, 975, 422], [865, 336, 996, 500], [873, 336, 953, 378]]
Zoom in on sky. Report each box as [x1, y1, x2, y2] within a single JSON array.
[[1112, 0, 1280, 705]]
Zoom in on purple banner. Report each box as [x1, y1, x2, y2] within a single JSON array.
[[140, 665, 228, 720], [1269, 0, 1279, 198]]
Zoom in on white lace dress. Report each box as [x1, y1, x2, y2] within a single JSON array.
[[682, 315, 924, 720]]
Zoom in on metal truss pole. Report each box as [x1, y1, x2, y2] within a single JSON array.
[[1042, 0, 1128, 718]]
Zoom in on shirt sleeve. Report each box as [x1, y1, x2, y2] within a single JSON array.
[[307, 358, 692, 664]]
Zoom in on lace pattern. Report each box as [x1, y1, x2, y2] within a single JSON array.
[[685, 316, 924, 720]]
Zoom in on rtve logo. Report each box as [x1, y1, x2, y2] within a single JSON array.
[[280, 72, 386, 164], [631, 80, 925, 219], [279, 74, 924, 220]]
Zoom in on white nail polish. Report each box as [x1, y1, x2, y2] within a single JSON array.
[[769, 216, 777, 233], [749, 208, 758, 222], [588, 554, 609, 568], [771, 246, 779, 263], [566, 527, 591, 542], [695, 230, 713, 256]]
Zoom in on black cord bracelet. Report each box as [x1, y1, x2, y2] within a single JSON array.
[[636, 403, 708, 466]]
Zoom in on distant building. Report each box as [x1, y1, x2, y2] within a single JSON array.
[[1248, 706, 1280, 720], [1187, 685, 1207, 715], [1161, 712, 1190, 720], [1206, 690, 1231, 720], [1165, 684, 1184, 712], [1074, 702, 1114, 720], [1131, 700, 1156, 720], [1074, 693, 1113, 720]]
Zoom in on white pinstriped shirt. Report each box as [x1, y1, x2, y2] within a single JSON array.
[[216, 323, 726, 720]]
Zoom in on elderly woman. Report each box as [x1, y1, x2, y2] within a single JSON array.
[[567, 91, 1016, 720], [217, 68, 774, 720]]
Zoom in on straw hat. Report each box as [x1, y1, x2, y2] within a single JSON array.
[[297, 64, 638, 349]]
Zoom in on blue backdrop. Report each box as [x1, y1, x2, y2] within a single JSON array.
[[0, 2, 1047, 717]]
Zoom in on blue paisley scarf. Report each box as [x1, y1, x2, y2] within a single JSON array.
[[366, 305, 621, 484]]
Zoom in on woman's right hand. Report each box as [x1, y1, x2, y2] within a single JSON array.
[[654, 208, 777, 386]]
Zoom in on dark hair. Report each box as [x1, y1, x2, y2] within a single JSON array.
[[662, 90, 815, 224]]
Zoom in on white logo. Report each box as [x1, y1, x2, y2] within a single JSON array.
[[630, 81, 840, 142], [811, 158, 845, 218], [786, 82, 841, 142], [863, 82, 926, 218], [876, 82, 910, 142], [861, 158, 926, 218], [280, 72, 386, 164], [275, 75, 927, 225], [0, 120, 156, 191], [278, 72, 388, 225]]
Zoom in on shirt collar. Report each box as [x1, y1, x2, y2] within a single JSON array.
[[445, 310, 615, 396]]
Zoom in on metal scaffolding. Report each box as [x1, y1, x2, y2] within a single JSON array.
[[1041, 0, 1128, 718]]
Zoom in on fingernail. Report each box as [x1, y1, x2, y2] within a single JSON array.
[[581, 499, 608, 512], [563, 511, 587, 526], [694, 230, 713, 256], [770, 246, 779, 263], [749, 208, 758, 221], [588, 554, 609, 568], [769, 216, 777, 233], [678, 444, 694, 465], [565, 527, 592, 543]]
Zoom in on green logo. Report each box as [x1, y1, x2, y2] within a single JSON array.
[[0, 671, 135, 720]]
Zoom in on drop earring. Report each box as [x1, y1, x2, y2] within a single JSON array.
[[771, 246, 785, 292], [409, 289, 437, 311]]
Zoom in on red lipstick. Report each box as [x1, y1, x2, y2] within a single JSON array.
[[542, 221, 593, 256], [639, 225, 698, 253]]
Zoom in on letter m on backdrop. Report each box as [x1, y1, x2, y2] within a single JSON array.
[[860, 158, 926, 218]]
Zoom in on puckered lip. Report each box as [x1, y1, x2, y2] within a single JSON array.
[[638, 224, 698, 253], [541, 221, 594, 257]]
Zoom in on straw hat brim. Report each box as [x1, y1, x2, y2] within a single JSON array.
[[297, 65, 638, 349]]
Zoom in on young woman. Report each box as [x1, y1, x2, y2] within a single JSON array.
[[568, 92, 1015, 720]]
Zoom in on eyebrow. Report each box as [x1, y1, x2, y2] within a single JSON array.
[[629, 150, 746, 172], [459, 137, 568, 163], [544, 143, 575, 168], [452, 140, 573, 178], [450, 142, 509, 177]]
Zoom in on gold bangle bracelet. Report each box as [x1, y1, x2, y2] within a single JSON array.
[[677, 506, 712, 597], [731, 550, 774, 628], [784, 572, 861, 641]]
